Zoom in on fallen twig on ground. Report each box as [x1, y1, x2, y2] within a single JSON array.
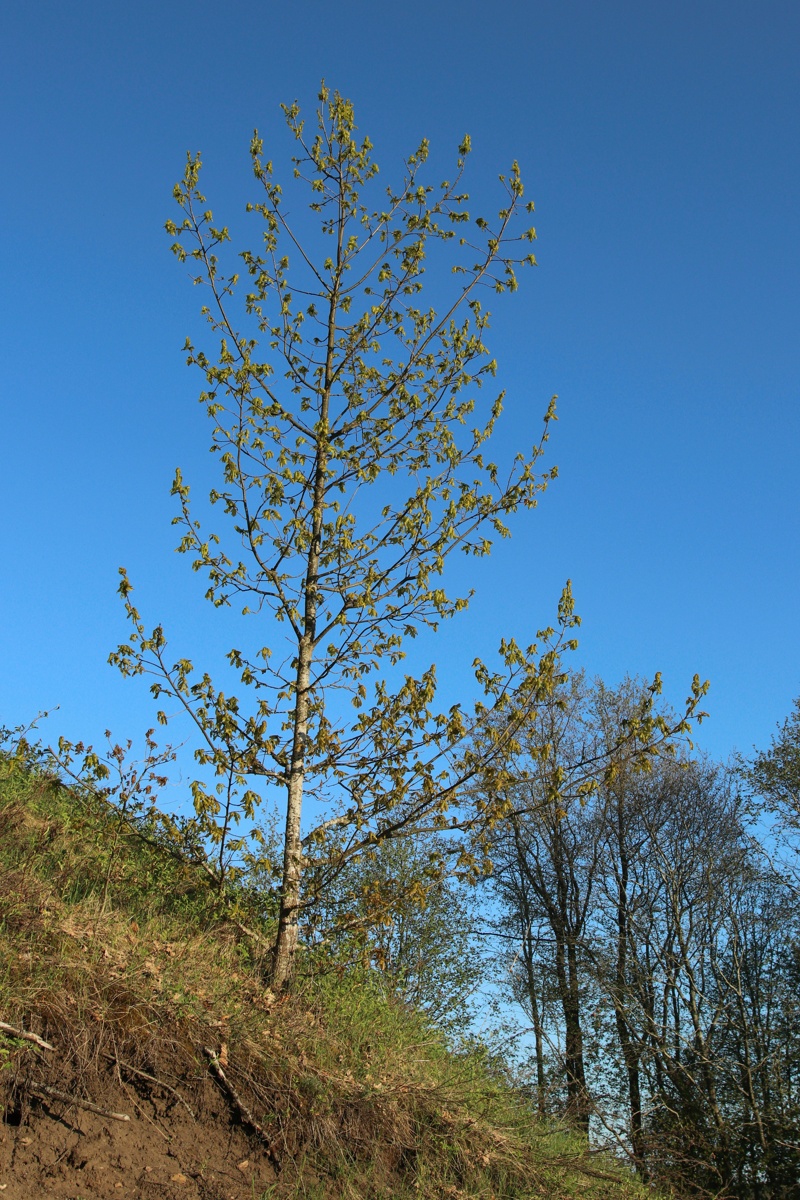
[[31, 1084, 130, 1122], [204, 1045, 281, 1169], [0, 1021, 55, 1051]]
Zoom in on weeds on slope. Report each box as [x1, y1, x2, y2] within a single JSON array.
[[0, 745, 645, 1199]]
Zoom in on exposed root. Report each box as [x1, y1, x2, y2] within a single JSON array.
[[30, 1083, 131, 1122], [204, 1045, 282, 1169]]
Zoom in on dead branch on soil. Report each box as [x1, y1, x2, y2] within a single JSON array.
[[203, 1045, 281, 1168], [554, 1154, 633, 1184], [232, 920, 274, 951], [0, 1021, 55, 1051], [30, 1084, 131, 1122]]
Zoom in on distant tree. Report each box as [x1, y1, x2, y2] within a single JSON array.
[[577, 744, 800, 1198], [308, 833, 485, 1037], [748, 696, 800, 813], [493, 678, 602, 1136], [624, 760, 800, 1197], [483, 674, 800, 1195], [481, 674, 704, 1138], [744, 694, 800, 884], [107, 85, 581, 989]]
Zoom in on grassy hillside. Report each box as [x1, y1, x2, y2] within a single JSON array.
[[0, 747, 647, 1200]]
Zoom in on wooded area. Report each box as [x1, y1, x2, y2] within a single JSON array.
[[483, 678, 800, 1194]]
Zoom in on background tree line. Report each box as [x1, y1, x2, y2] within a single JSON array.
[[475, 678, 800, 1197]]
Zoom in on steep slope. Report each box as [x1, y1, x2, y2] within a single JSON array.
[[0, 751, 646, 1200]]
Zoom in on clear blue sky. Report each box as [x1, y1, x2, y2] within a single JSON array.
[[2, 0, 799, 770]]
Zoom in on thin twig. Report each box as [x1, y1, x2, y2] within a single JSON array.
[[31, 1085, 131, 1122], [203, 1046, 281, 1168], [232, 920, 273, 950], [101, 1051, 196, 1120], [0, 1022, 55, 1051], [554, 1155, 631, 1183], [122, 1084, 171, 1141]]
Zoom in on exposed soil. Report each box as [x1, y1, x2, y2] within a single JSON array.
[[1, 1061, 279, 1200]]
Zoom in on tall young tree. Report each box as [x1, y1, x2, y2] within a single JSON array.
[[110, 87, 577, 988]]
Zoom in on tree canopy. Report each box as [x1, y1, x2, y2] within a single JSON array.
[[107, 86, 581, 987]]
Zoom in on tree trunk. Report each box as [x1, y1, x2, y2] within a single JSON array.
[[271, 635, 313, 988], [520, 915, 547, 1115], [553, 932, 590, 1135], [270, 467, 326, 988], [270, 201, 343, 989], [612, 816, 648, 1177]]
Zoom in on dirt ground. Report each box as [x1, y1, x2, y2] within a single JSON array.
[[0, 1070, 279, 1200]]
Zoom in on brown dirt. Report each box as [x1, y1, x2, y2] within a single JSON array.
[[1, 1061, 279, 1200]]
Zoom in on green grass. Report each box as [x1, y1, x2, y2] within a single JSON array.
[[0, 748, 649, 1199]]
